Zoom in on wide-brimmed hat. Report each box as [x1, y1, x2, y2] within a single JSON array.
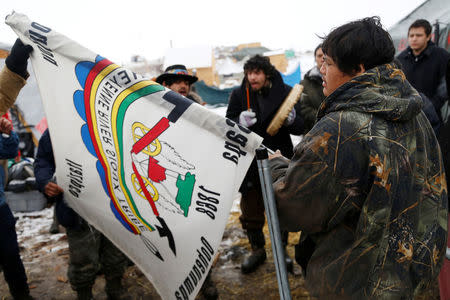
[[155, 64, 198, 85]]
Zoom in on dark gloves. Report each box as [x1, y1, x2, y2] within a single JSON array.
[[5, 39, 33, 79]]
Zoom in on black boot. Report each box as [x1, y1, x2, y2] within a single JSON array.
[[241, 229, 266, 274], [10, 284, 33, 300], [49, 220, 60, 234], [282, 231, 293, 274], [200, 271, 218, 300], [11, 290, 34, 300], [295, 234, 316, 276], [76, 287, 93, 300], [106, 277, 129, 300], [49, 206, 60, 234]]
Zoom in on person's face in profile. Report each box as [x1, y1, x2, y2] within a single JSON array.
[[315, 47, 324, 70], [320, 55, 355, 97]]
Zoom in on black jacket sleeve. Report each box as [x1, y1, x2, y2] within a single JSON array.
[[34, 129, 81, 228], [420, 93, 441, 134], [226, 88, 243, 123], [287, 100, 305, 135], [34, 129, 55, 193]]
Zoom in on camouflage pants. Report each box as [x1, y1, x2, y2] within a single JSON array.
[[66, 220, 128, 292]]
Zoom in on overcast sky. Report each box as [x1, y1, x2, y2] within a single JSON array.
[[1, 0, 425, 64]]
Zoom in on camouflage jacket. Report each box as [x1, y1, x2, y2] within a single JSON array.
[[270, 63, 448, 299]]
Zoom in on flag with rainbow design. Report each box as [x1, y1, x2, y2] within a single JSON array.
[[7, 12, 262, 300]]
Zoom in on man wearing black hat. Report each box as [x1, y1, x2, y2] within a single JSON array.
[[156, 64, 204, 105], [226, 55, 303, 274]]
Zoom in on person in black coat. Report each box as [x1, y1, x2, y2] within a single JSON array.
[[226, 55, 304, 274], [392, 58, 441, 134], [397, 19, 450, 119]]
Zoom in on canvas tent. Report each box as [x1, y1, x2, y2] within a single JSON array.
[[389, 0, 450, 53], [193, 80, 235, 105]]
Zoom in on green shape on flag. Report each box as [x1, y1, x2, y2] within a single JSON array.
[[175, 172, 196, 217]]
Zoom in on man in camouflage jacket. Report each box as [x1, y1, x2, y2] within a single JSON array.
[[270, 17, 447, 299]]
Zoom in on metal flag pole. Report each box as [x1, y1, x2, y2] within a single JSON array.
[[255, 147, 292, 300]]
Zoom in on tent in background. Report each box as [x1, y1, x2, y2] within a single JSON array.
[[193, 80, 235, 105], [281, 63, 301, 87]]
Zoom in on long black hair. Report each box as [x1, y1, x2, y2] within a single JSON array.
[[322, 16, 395, 75]]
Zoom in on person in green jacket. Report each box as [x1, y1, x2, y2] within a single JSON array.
[[270, 16, 447, 299], [299, 44, 326, 133]]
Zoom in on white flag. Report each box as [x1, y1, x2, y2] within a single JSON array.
[[6, 12, 262, 300]]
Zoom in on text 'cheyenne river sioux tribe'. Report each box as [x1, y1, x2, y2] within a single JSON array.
[[96, 68, 148, 231]]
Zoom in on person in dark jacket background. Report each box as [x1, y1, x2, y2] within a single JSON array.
[[0, 39, 33, 300], [392, 58, 441, 134], [34, 129, 128, 300], [226, 55, 304, 274], [397, 19, 450, 119], [299, 44, 326, 133]]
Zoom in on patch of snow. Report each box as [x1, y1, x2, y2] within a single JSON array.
[[216, 57, 243, 76], [263, 49, 285, 56], [298, 52, 315, 80], [14, 207, 68, 252], [231, 194, 241, 213], [219, 79, 240, 89]]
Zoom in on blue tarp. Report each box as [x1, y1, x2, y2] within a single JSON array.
[[281, 64, 301, 87], [193, 81, 236, 105]]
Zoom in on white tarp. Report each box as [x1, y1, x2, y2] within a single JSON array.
[[7, 12, 262, 300]]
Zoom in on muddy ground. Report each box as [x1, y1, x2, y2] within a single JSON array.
[[0, 207, 440, 300]]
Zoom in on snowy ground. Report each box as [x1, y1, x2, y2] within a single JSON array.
[[0, 200, 314, 300], [15, 207, 68, 255]]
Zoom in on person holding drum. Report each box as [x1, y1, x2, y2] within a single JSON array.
[[226, 55, 304, 274]]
